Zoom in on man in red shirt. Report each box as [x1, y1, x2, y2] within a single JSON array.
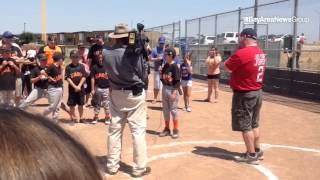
[[224, 28, 266, 164]]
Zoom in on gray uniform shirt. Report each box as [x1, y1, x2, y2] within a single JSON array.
[[103, 45, 145, 89]]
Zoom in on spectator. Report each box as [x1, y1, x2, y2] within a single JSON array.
[[38, 35, 62, 66], [0, 108, 103, 180], [150, 36, 166, 103], [180, 52, 193, 112], [205, 47, 222, 103]]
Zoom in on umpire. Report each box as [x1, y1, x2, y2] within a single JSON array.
[[103, 24, 150, 178], [224, 28, 266, 165]]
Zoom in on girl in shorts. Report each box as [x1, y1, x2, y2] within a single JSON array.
[[205, 47, 221, 103], [180, 52, 192, 112]]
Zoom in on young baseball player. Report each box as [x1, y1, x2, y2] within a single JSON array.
[[43, 52, 64, 122], [90, 53, 111, 124], [0, 48, 20, 107], [19, 53, 49, 109], [180, 52, 192, 112], [159, 47, 181, 139], [65, 50, 87, 123]]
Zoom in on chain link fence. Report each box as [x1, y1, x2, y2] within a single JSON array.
[[144, 0, 320, 100], [145, 21, 181, 49]]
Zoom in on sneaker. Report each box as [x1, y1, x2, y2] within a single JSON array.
[[104, 115, 111, 125], [106, 168, 118, 175], [79, 119, 86, 123], [171, 129, 179, 139], [159, 128, 171, 137], [256, 150, 264, 160], [132, 167, 151, 178], [105, 119, 111, 125], [186, 107, 192, 112], [91, 117, 98, 124], [234, 152, 259, 165]]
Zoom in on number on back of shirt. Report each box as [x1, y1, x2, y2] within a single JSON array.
[[255, 54, 266, 83]]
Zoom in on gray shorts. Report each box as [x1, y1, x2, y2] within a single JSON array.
[[232, 89, 263, 132]]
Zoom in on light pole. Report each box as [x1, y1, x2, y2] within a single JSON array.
[[23, 22, 26, 33], [316, 10, 320, 42]]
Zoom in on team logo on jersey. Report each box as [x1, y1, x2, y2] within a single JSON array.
[[162, 72, 173, 82], [95, 73, 108, 79], [70, 72, 83, 79]]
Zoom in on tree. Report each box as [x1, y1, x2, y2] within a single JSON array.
[[19, 32, 36, 44]]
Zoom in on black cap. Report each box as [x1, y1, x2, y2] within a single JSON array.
[[240, 28, 257, 40], [69, 50, 79, 57], [37, 53, 48, 61], [165, 47, 176, 58], [53, 52, 64, 62]]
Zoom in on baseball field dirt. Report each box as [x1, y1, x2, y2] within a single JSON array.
[[26, 72, 320, 180]]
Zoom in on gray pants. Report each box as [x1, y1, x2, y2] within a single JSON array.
[[19, 88, 48, 109], [107, 89, 148, 174], [0, 90, 15, 107], [94, 87, 110, 115], [232, 90, 263, 132], [162, 85, 179, 121], [43, 86, 63, 122]]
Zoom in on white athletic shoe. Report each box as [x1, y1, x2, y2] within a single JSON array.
[[186, 107, 192, 112]]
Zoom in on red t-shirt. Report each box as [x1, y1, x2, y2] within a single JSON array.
[[224, 46, 266, 91]]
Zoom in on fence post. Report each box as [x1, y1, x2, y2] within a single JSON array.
[[238, 7, 241, 33], [292, 0, 298, 70], [214, 15, 218, 46], [198, 18, 201, 74], [254, 0, 258, 32], [178, 21, 181, 44], [172, 22, 175, 45]]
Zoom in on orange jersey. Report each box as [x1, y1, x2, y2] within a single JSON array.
[[43, 46, 62, 66]]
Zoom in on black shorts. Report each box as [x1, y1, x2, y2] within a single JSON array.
[[207, 74, 220, 79], [85, 77, 92, 94], [67, 91, 85, 106], [231, 89, 263, 132]]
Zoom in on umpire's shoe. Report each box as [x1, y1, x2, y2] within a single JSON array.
[[132, 167, 151, 178]]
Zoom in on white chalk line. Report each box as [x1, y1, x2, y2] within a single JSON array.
[[147, 140, 320, 153], [114, 140, 320, 180], [147, 151, 278, 180]]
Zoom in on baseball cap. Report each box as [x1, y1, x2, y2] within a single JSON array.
[[240, 28, 257, 40], [37, 53, 48, 61], [165, 47, 176, 57], [2, 31, 14, 39], [53, 52, 64, 62], [69, 50, 79, 58], [159, 36, 165, 44]]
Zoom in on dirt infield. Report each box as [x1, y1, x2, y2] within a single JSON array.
[[26, 73, 320, 180]]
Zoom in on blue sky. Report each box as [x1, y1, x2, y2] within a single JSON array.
[[0, 0, 319, 42]]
